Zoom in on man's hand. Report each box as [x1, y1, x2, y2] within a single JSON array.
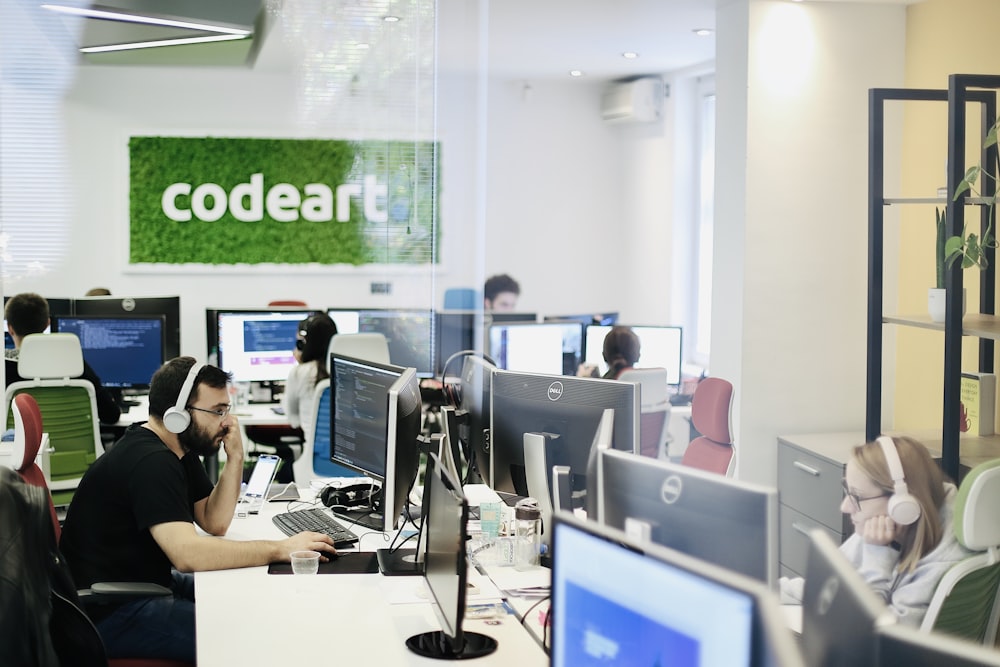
[[281, 532, 338, 561]]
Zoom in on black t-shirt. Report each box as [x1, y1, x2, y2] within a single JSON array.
[[59, 423, 214, 590]]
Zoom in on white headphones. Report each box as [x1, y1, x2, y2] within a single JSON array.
[[876, 436, 921, 525], [162, 362, 205, 434]]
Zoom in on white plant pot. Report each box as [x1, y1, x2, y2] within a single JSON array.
[[928, 287, 966, 323]]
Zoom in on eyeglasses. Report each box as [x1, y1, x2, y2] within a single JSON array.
[[187, 405, 231, 419], [842, 479, 889, 512]]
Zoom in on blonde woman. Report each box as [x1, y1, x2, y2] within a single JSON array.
[[780, 435, 973, 627]]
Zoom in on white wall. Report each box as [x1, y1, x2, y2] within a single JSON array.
[[715, 0, 908, 483]]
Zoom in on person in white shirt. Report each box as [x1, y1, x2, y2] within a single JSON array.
[[780, 435, 973, 627], [282, 313, 338, 445]]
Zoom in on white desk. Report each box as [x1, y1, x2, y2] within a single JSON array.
[[195, 495, 548, 665]]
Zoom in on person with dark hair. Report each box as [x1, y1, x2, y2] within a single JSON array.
[[483, 273, 520, 311], [84, 287, 111, 296], [780, 435, 973, 627], [602, 326, 641, 379], [59, 356, 337, 663], [4, 292, 121, 424], [283, 313, 338, 436]]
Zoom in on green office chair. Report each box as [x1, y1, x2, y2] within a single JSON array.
[[5, 333, 104, 507], [920, 458, 1000, 644]]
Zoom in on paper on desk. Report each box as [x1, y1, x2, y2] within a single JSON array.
[[485, 565, 551, 594]]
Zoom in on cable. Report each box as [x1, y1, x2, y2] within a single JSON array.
[[518, 595, 552, 655], [438, 349, 498, 409]]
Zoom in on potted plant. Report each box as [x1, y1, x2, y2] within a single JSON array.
[[929, 207, 948, 322]]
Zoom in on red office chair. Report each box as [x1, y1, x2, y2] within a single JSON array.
[[12, 393, 60, 542], [267, 300, 308, 307], [681, 377, 735, 476]]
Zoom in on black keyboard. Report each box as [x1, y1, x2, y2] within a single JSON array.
[[272, 509, 359, 548]]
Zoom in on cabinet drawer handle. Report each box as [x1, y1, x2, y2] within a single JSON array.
[[792, 522, 812, 537], [792, 461, 820, 476]]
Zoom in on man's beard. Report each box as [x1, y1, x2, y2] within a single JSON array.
[[178, 420, 226, 457]]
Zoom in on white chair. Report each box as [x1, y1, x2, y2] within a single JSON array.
[[920, 458, 1000, 644], [5, 333, 104, 506], [328, 332, 391, 364], [616, 367, 671, 459]]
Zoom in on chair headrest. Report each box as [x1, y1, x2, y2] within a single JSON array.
[[12, 393, 44, 472], [17, 334, 84, 379], [954, 458, 1000, 551], [690, 377, 734, 445], [328, 333, 391, 365], [616, 367, 669, 406]]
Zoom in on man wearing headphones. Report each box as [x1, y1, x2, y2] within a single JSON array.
[[60, 356, 337, 663], [779, 435, 973, 627]]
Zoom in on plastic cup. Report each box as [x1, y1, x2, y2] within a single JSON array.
[[290, 550, 320, 575]]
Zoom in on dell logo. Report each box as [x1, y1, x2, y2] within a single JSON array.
[[660, 475, 683, 504], [547, 382, 564, 401], [817, 576, 840, 616]]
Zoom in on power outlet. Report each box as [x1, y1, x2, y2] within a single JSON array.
[[370, 281, 392, 295]]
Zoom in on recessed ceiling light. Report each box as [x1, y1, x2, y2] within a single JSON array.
[[693, 28, 713, 37], [569, 70, 584, 77], [356, 42, 370, 50], [622, 51, 639, 60], [383, 15, 400, 22]]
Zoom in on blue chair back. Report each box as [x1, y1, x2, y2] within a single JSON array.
[[444, 288, 478, 310], [312, 384, 361, 478]]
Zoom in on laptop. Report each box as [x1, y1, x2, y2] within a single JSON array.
[[240, 454, 281, 515]]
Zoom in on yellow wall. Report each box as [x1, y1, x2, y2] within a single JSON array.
[[895, 0, 1000, 431]]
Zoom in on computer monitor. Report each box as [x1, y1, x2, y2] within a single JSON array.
[[489, 369, 638, 502], [458, 355, 495, 485], [585, 324, 683, 385], [51, 315, 165, 390], [434, 310, 482, 377], [551, 512, 769, 667], [327, 308, 434, 377], [328, 353, 423, 573], [215, 308, 319, 384], [596, 448, 779, 586], [74, 296, 181, 361], [801, 529, 895, 667], [877, 624, 1000, 667], [405, 453, 497, 659], [545, 312, 619, 326], [488, 321, 584, 376], [486, 312, 538, 323]]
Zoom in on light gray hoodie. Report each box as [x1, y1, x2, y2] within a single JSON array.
[[780, 483, 974, 627]]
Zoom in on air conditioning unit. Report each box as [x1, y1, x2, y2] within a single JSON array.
[[601, 77, 665, 124]]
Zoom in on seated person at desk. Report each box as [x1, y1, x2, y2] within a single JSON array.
[[59, 357, 337, 663], [4, 292, 121, 425], [483, 273, 520, 311], [578, 325, 640, 380], [779, 435, 972, 627], [283, 312, 337, 438]]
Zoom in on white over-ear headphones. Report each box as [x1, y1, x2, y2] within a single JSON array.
[[876, 436, 921, 525], [162, 362, 205, 434]]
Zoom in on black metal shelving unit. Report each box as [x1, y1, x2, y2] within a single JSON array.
[[866, 75, 1000, 482]]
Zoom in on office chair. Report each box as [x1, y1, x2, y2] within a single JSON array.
[[267, 299, 308, 307], [291, 379, 363, 485], [328, 332, 391, 364], [12, 393, 60, 542], [6, 333, 104, 506], [616, 368, 671, 459], [443, 287, 479, 310], [920, 458, 1000, 645], [680, 377, 735, 476]]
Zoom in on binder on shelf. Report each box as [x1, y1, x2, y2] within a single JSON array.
[[960, 372, 996, 437]]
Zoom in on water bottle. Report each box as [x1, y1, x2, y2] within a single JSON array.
[[513, 498, 542, 571]]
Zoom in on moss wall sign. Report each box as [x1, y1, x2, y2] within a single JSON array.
[[128, 136, 440, 266]]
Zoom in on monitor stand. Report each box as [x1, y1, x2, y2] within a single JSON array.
[[405, 631, 498, 659], [376, 547, 423, 576]]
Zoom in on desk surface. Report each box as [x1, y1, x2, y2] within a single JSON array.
[[196, 492, 548, 665]]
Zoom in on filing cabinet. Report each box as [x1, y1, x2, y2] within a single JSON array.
[[777, 432, 862, 578]]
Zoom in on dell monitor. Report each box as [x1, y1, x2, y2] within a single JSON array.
[[488, 321, 585, 376], [489, 369, 638, 504], [801, 529, 895, 667], [458, 355, 495, 485], [51, 315, 165, 390], [877, 624, 1000, 667], [215, 308, 319, 385], [405, 452, 497, 659], [434, 310, 483, 377], [327, 308, 434, 377], [328, 353, 423, 574], [585, 324, 683, 385], [74, 296, 180, 361], [596, 448, 779, 585], [551, 512, 771, 667]]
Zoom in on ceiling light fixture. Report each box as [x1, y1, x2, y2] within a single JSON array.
[[693, 28, 713, 37], [40, 4, 253, 36], [383, 15, 400, 22], [569, 70, 584, 77], [80, 33, 251, 54], [622, 51, 638, 59]]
